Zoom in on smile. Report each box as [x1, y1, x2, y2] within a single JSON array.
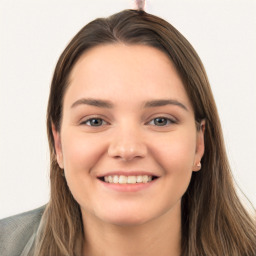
[[97, 173, 159, 192], [100, 175, 158, 184]]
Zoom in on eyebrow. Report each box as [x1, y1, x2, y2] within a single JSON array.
[[71, 98, 114, 109], [143, 99, 188, 111], [71, 98, 188, 111]]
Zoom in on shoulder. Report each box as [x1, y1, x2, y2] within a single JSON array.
[[0, 205, 46, 256]]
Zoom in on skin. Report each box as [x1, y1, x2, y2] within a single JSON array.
[[52, 44, 205, 256]]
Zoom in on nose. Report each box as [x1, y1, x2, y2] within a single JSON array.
[[107, 126, 147, 162]]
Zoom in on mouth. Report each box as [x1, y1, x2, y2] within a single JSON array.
[[97, 175, 159, 184]]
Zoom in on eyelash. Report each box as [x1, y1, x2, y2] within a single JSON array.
[[80, 116, 177, 127]]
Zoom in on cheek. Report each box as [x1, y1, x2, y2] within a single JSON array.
[[151, 130, 196, 180], [61, 131, 106, 174], [60, 132, 107, 210], [149, 133, 196, 207], [155, 128, 196, 158]]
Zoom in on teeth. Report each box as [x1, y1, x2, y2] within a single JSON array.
[[113, 175, 119, 184], [102, 175, 154, 184], [127, 176, 137, 184], [119, 175, 127, 184], [142, 175, 148, 183], [136, 176, 143, 183]]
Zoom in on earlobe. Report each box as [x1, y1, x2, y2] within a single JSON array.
[[51, 123, 64, 169], [193, 120, 206, 172]]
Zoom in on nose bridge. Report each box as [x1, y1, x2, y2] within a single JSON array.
[[108, 121, 147, 161]]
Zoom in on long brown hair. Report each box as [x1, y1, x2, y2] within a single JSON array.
[[34, 9, 256, 256]]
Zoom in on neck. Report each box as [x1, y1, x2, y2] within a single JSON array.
[[81, 204, 181, 256]]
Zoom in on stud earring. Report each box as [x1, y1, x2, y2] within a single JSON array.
[[196, 162, 201, 169]]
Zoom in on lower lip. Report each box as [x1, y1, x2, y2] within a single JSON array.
[[98, 179, 158, 192]]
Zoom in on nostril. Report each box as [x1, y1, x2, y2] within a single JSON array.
[[108, 140, 148, 162]]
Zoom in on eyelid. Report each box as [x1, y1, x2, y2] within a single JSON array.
[[78, 114, 178, 127], [148, 118, 176, 126], [146, 114, 178, 125], [80, 116, 109, 126]]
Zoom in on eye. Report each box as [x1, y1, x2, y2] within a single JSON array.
[[81, 118, 107, 127], [148, 117, 176, 126]]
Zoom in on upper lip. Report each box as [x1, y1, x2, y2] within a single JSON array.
[[97, 170, 159, 178]]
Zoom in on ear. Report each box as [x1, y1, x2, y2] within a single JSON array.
[[51, 123, 64, 169], [193, 120, 205, 172]]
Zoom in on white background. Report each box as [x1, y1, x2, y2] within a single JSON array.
[[0, 0, 255, 219]]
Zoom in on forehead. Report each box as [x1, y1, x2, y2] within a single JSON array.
[[64, 43, 193, 111]]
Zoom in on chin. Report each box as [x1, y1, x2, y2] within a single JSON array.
[[104, 215, 151, 227], [98, 208, 155, 227]]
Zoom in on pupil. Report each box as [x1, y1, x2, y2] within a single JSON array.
[[154, 118, 167, 126], [91, 119, 102, 126]]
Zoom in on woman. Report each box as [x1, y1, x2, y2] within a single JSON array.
[[0, 7, 255, 256]]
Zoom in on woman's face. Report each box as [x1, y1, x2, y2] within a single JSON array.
[[53, 44, 205, 226]]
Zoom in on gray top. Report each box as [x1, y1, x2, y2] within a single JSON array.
[[0, 205, 45, 256]]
